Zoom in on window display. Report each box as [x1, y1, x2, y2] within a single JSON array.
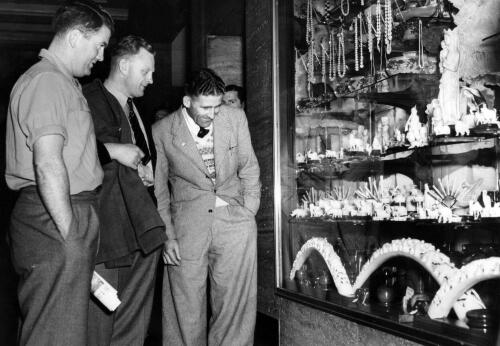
[[275, 0, 500, 344]]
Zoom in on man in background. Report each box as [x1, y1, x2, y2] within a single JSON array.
[[154, 68, 260, 346], [83, 35, 166, 345], [5, 1, 113, 345], [223, 84, 245, 109]]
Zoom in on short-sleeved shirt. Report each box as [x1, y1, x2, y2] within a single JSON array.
[[5, 49, 103, 194]]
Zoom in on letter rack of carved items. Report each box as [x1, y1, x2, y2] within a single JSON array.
[[277, 0, 500, 344]]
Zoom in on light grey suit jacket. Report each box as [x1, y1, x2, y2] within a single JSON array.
[[152, 106, 261, 260]]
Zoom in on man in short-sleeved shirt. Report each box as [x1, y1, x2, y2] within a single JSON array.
[[4, 2, 113, 345]]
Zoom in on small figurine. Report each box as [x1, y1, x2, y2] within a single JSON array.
[[405, 106, 427, 148], [296, 152, 306, 163], [427, 99, 450, 136]]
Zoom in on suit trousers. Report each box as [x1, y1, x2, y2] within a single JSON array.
[[9, 186, 99, 346], [88, 249, 161, 346], [163, 205, 257, 346]]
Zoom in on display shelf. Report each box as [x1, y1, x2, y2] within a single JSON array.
[[289, 216, 500, 229], [276, 288, 496, 346]]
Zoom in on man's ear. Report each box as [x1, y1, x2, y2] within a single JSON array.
[[67, 29, 81, 48], [182, 96, 191, 108], [118, 58, 129, 75]]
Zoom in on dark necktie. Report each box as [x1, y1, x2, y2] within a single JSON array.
[[197, 126, 209, 138], [127, 98, 150, 165]]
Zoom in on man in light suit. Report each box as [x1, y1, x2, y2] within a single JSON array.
[[153, 68, 260, 346]]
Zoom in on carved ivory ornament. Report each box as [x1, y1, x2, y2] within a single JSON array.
[[290, 237, 495, 321]]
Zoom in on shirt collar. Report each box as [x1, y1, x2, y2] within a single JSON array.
[[182, 107, 213, 138], [103, 80, 129, 109], [39, 49, 78, 86]]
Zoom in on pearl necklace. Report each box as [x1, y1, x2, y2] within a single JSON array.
[[337, 29, 346, 78], [355, 16, 359, 71], [367, 10, 373, 56], [359, 14, 364, 69], [385, 0, 392, 54], [321, 40, 327, 85], [341, 0, 349, 17], [329, 32, 336, 81], [376, 0, 382, 52], [306, 0, 313, 45], [418, 19, 424, 68]]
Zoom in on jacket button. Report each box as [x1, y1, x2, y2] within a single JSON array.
[[208, 209, 213, 213]]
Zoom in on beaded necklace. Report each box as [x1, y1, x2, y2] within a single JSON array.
[[337, 29, 346, 78], [385, 0, 393, 54], [329, 31, 336, 81]]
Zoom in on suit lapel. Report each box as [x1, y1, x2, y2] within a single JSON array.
[[171, 109, 210, 175], [214, 111, 231, 183], [99, 81, 133, 143]]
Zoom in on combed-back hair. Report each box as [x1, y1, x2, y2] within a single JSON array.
[[225, 84, 245, 104], [53, 0, 114, 37], [109, 35, 155, 70], [185, 68, 226, 97]]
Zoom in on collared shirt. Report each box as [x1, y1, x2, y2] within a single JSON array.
[[182, 107, 227, 207], [5, 49, 103, 194]]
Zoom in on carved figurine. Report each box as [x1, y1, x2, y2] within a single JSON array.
[[427, 98, 450, 136], [405, 106, 425, 148], [437, 29, 460, 125]]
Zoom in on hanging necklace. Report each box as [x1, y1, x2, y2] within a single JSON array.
[[385, 0, 392, 54], [337, 29, 346, 78], [367, 10, 373, 57], [324, 1, 331, 24], [306, 0, 313, 45], [341, 0, 349, 16], [321, 39, 327, 86], [308, 40, 315, 84], [418, 19, 424, 68], [376, 0, 382, 52], [329, 32, 336, 81], [355, 16, 359, 71], [359, 14, 364, 69]]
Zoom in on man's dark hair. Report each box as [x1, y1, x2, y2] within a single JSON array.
[[53, 0, 114, 37], [109, 35, 155, 70], [185, 68, 226, 97], [225, 84, 245, 104]]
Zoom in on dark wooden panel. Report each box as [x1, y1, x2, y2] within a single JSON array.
[[245, 0, 276, 318]]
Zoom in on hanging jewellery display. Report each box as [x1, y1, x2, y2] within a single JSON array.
[[306, 0, 314, 45], [367, 9, 374, 65], [329, 31, 336, 81], [308, 40, 316, 84], [341, 0, 349, 17], [321, 39, 327, 92], [337, 28, 346, 78], [418, 19, 424, 68], [355, 16, 359, 71], [385, 0, 393, 54], [324, 0, 331, 24], [376, 0, 382, 52], [359, 13, 364, 69]]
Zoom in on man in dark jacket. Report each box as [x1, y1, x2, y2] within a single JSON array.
[[83, 35, 166, 346]]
